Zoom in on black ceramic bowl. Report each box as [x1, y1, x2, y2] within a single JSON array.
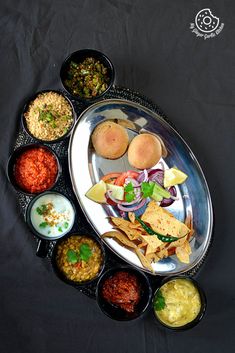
[[21, 89, 76, 144], [96, 266, 152, 321], [25, 191, 76, 241], [25, 191, 76, 258], [51, 233, 106, 287], [7, 143, 61, 196], [60, 49, 115, 102], [152, 276, 207, 331]]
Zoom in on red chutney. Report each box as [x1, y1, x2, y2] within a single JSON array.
[[14, 147, 58, 193], [102, 271, 141, 313]]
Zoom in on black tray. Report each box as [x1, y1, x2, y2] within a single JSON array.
[[14, 86, 213, 298]]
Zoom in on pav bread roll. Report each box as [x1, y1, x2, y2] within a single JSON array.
[[92, 121, 129, 159], [128, 133, 162, 169]]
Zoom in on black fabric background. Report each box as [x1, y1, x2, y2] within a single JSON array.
[[0, 0, 235, 352]]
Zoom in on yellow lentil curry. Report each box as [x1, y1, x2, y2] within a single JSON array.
[[56, 235, 103, 283], [154, 278, 201, 327]]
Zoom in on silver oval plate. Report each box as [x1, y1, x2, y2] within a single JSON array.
[[68, 99, 213, 276]]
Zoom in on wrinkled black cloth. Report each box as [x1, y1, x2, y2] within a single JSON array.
[[0, 1, 235, 352]]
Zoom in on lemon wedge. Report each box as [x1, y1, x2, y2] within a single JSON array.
[[164, 167, 188, 188], [106, 183, 124, 200], [85, 180, 107, 203]]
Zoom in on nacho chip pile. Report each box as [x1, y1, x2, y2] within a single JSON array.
[[102, 201, 193, 272]]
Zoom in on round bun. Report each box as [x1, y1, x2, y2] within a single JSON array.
[[91, 121, 129, 159], [128, 133, 162, 169]]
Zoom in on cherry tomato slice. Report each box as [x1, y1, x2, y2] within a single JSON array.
[[126, 170, 139, 179], [101, 172, 121, 182], [114, 172, 128, 186], [114, 170, 140, 186]]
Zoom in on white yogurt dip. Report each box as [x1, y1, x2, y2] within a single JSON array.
[[30, 193, 75, 238]]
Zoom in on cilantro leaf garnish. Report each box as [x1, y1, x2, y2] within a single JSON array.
[[66, 244, 92, 265], [67, 249, 79, 264], [79, 243, 92, 262], [124, 182, 136, 202], [141, 182, 155, 198], [154, 289, 166, 311], [58, 227, 63, 232], [36, 207, 43, 215], [36, 204, 47, 215], [64, 222, 69, 229], [124, 182, 134, 193], [39, 222, 48, 228], [125, 192, 135, 202]]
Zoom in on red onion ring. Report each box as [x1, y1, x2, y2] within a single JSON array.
[[160, 186, 177, 207], [106, 190, 142, 206], [137, 170, 148, 183], [125, 177, 141, 187], [148, 169, 164, 185], [117, 198, 146, 212]]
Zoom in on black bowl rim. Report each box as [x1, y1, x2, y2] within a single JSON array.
[[60, 48, 115, 102], [21, 89, 77, 144], [6, 142, 62, 196], [51, 232, 106, 287], [25, 190, 77, 241], [152, 275, 207, 331], [96, 265, 153, 321]]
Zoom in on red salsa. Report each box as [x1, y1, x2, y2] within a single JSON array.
[[101, 271, 141, 313], [14, 147, 58, 193]]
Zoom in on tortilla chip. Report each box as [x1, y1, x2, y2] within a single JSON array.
[[139, 235, 162, 255], [184, 211, 193, 229], [110, 217, 142, 240], [167, 247, 176, 256], [186, 226, 195, 241], [156, 248, 169, 259], [108, 203, 193, 271], [129, 223, 144, 231], [137, 242, 147, 248], [128, 212, 136, 224], [175, 241, 192, 263], [135, 248, 154, 272], [110, 217, 131, 229], [117, 226, 142, 240], [167, 235, 187, 249], [141, 201, 190, 237], [102, 231, 137, 249], [145, 252, 160, 262]]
